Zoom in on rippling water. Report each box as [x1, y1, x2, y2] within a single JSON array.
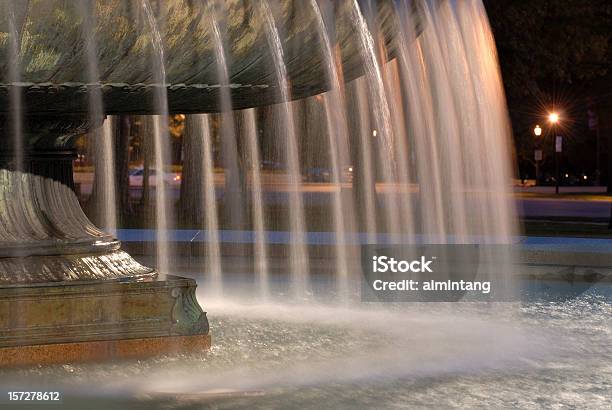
[[2, 286, 610, 409]]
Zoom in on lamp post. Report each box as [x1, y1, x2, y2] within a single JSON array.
[[548, 112, 560, 194], [534, 125, 542, 185], [534, 124, 542, 136]]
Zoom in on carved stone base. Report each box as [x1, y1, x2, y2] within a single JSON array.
[[0, 334, 211, 368], [0, 150, 210, 365], [0, 274, 209, 356]]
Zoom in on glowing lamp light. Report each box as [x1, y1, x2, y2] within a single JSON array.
[[548, 112, 559, 124], [372, 129, 378, 137], [534, 125, 542, 136]]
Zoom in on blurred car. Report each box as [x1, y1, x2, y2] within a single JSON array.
[[343, 165, 354, 183], [565, 173, 593, 186], [541, 173, 593, 187], [540, 176, 557, 186], [260, 160, 285, 171], [304, 166, 354, 183], [304, 167, 331, 182], [129, 168, 181, 187]]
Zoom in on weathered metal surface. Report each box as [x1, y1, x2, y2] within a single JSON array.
[[0, 116, 95, 150], [0, 0, 413, 115], [0, 250, 155, 285], [0, 274, 209, 348], [0, 169, 109, 249], [0, 164, 156, 284]]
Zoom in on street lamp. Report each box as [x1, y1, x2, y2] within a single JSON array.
[[548, 112, 559, 124], [548, 112, 561, 194], [534, 125, 542, 136], [533, 125, 542, 185]]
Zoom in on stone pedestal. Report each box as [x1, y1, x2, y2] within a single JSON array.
[[0, 275, 210, 367], [0, 148, 209, 366]]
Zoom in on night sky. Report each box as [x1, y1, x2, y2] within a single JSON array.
[[484, 0, 612, 185]]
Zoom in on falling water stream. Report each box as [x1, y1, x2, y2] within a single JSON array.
[[6, 3, 23, 173], [453, 0, 517, 294], [79, 0, 117, 233], [381, 59, 415, 237], [455, 0, 517, 242], [98, 118, 117, 232], [193, 114, 223, 296], [258, 0, 310, 299], [208, 4, 244, 231], [393, 0, 446, 240], [242, 108, 270, 299], [4, 1, 28, 251], [310, 0, 355, 301], [350, 0, 402, 237], [354, 77, 378, 242], [142, 0, 173, 274], [420, 0, 469, 242]]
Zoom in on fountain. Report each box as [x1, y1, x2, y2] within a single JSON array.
[[0, 0, 423, 365], [0, 1, 608, 407]]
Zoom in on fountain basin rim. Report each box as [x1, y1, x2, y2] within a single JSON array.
[[0, 237, 119, 258], [0, 271, 157, 289], [0, 248, 156, 285], [0, 82, 272, 90]]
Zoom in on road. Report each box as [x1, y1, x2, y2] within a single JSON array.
[[74, 172, 611, 219], [516, 197, 610, 219]]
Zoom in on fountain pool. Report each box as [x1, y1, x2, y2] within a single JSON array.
[[1, 283, 610, 408]]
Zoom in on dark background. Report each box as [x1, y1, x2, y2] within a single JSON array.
[[483, 0, 612, 188]]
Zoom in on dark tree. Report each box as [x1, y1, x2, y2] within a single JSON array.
[[484, 0, 612, 184], [484, 0, 611, 101], [179, 115, 205, 227], [140, 116, 153, 226], [115, 115, 132, 224]]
